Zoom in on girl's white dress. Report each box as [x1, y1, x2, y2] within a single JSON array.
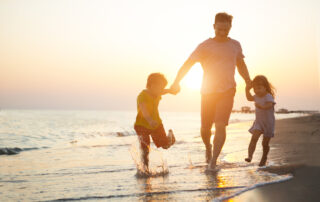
[[249, 93, 276, 137]]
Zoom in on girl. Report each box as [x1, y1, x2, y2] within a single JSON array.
[[245, 75, 276, 166]]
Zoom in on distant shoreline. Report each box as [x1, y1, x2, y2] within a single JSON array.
[[231, 109, 319, 114]]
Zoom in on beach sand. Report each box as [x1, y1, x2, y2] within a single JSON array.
[[228, 114, 320, 202]]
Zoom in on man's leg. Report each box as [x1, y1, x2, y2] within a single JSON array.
[[208, 122, 226, 169], [201, 94, 215, 163], [201, 127, 212, 163], [208, 88, 236, 169]]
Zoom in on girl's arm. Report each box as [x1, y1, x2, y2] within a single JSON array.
[[138, 103, 158, 128], [255, 102, 274, 110], [245, 86, 254, 101]]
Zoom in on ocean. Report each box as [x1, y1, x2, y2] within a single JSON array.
[[0, 110, 303, 201]]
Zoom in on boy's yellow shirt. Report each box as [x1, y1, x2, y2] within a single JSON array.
[[134, 90, 162, 129]]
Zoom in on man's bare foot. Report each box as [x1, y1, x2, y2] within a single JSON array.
[[206, 160, 220, 173], [208, 158, 216, 170], [205, 144, 212, 163], [259, 157, 267, 166], [142, 164, 149, 173], [245, 157, 252, 162]]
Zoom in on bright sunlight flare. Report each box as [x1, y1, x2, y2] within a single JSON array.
[[181, 64, 203, 90]]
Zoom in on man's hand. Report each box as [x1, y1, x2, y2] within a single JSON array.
[[169, 83, 181, 95]]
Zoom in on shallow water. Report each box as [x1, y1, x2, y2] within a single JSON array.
[[0, 110, 301, 201]]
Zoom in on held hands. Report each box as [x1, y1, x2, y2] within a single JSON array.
[[169, 83, 181, 95]]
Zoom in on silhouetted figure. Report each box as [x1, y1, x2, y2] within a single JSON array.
[[170, 12, 251, 170]]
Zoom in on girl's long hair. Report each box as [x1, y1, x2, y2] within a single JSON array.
[[252, 75, 276, 98]]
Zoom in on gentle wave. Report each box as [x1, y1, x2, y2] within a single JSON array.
[[0, 147, 48, 155], [40, 168, 136, 177]]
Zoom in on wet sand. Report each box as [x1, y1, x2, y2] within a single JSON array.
[[229, 114, 320, 202]]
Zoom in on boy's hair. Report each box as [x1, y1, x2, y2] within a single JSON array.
[[215, 12, 233, 24], [252, 75, 276, 98], [146, 73, 168, 89]]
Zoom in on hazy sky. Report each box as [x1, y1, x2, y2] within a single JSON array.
[[0, 0, 319, 111]]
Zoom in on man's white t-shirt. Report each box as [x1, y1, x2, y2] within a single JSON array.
[[189, 38, 244, 94]]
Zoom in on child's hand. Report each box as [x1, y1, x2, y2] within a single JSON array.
[[146, 117, 158, 128], [162, 88, 175, 95], [255, 103, 263, 109], [245, 83, 252, 90]]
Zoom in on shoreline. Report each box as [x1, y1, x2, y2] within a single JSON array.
[[226, 114, 320, 202]]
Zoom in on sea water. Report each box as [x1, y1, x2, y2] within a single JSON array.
[[0, 110, 302, 201]]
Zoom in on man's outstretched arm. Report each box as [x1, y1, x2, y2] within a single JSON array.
[[236, 58, 251, 86], [170, 57, 196, 94]]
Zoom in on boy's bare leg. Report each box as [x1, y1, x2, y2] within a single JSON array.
[[259, 136, 271, 166], [245, 131, 261, 162], [201, 127, 212, 163], [140, 143, 149, 171], [208, 123, 226, 169]]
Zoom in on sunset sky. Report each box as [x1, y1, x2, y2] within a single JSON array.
[[0, 0, 319, 111]]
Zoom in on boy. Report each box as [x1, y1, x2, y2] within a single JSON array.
[[134, 73, 176, 171]]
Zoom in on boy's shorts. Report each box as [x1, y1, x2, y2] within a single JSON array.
[[134, 124, 168, 148], [201, 88, 236, 129]]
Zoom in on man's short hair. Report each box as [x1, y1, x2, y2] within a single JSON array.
[[215, 12, 233, 24], [146, 73, 168, 88]]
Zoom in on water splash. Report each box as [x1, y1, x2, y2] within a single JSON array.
[[129, 140, 169, 178]]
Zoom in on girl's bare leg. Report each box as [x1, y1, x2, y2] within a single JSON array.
[[259, 136, 271, 166], [245, 130, 262, 162]]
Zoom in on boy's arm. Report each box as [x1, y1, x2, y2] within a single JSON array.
[[236, 58, 251, 86], [255, 102, 274, 110], [245, 86, 254, 101], [170, 57, 196, 94], [162, 89, 175, 95], [138, 102, 158, 128]]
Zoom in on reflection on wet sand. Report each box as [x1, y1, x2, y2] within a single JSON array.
[[137, 176, 170, 201]]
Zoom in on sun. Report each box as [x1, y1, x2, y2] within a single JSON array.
[[181, 63, 203, 90]]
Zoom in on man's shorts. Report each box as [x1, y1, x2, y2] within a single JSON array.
[[201, 88, 236, 129], [134, 124, 168, 148]]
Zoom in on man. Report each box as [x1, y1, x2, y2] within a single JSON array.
[[170, 12, 251, 169]]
